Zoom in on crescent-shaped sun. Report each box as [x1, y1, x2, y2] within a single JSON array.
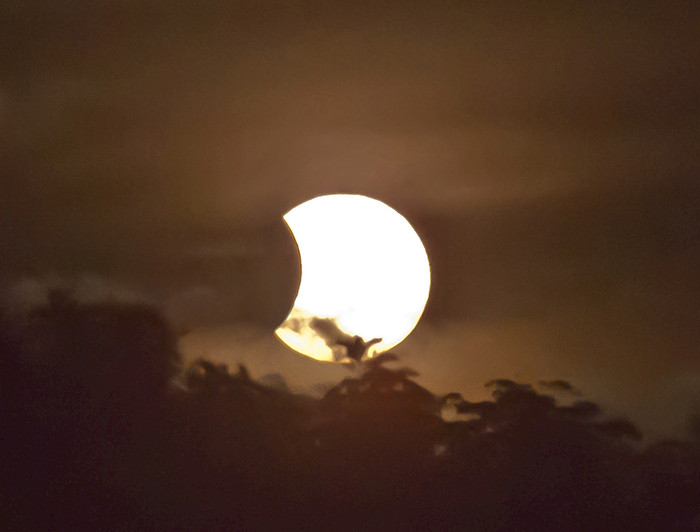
[[275, 194, 430, 363]]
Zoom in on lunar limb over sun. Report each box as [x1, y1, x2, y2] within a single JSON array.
[[275, 194, 431, 362]]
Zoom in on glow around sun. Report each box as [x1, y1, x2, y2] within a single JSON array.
[[275, 194, 431, 362]]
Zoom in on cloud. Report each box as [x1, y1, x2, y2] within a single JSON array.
[[539, 379, 581, 396], [276, 312, 350, 363], [396, 304, 700, 440], [178, 322, 347, 394], [0, 274, 148, 313], [308, 317, 354, 348], [4, 300, 698, 530]]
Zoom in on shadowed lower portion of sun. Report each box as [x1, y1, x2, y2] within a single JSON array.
[[275, 194, 431, 362]]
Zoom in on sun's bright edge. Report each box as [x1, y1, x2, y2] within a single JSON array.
[[275, 194, 431, 363]]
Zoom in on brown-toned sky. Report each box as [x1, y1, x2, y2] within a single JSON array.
[[1, 1, 698, 437]]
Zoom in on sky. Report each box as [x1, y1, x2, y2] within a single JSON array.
[[1, 1, 698, 437]]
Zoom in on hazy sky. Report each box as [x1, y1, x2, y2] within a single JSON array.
[[1, 1, 698, 437]]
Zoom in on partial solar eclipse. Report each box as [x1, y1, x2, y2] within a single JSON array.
[[275, 194, 430, 362]]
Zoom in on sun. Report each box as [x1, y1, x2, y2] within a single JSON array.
[[275, 194, 430, 362]]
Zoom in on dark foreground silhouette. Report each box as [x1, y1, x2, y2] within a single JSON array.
[[2, 299, 699, 531]]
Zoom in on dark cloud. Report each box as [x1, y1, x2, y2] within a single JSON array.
[[278, 314, 371, 363], [0, 274, 150, 313], [308, 316, 354, 347], [3, 300, 699, 529], [310, 316, 383, 362]]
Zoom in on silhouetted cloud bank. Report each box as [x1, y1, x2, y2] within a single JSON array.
[[2, 299, 699, 530]]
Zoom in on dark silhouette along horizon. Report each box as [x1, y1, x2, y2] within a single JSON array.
[[2, 298, 698, 530]]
